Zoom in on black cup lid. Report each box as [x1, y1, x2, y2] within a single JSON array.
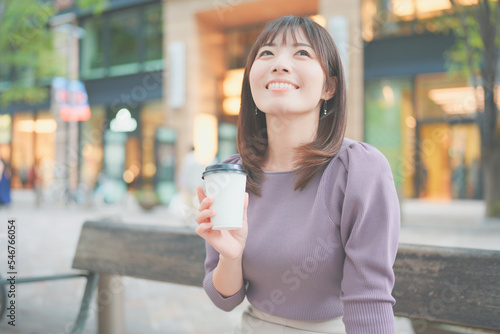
[[202, 163, 247, 179]]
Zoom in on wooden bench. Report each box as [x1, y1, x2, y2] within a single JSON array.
[[393, 244, 500, 333], [12, 220, 500, 333]]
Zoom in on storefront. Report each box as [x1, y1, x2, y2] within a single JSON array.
[[79, 0, 170, 203], [0, 105, 58, 191], [82, 80, 166, 203], [365, 73, 483, 200], [363, 0, 486, 200]]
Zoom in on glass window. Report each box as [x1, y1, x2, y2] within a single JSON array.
[[81, 17, 106, 77], [109, 9, 140, 67], [143, 4, 163, 62], [418, 122, 481, 200], [80, 105, 105, 188], [140, 100, 164, 183], [362, 0, 484, 40], [80, 3, 163, 79], [365, 78, 414, 197], [415, 73, 477, 121], [11, 112, 35, 189], [226, 25, 265, 69], [414, 73, 482, 200]]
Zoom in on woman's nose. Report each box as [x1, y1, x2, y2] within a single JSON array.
[[273, 66, 289, 73], [272, 54, 291, 73]]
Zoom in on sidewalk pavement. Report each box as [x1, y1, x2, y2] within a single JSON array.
[[0, 190, 498, 334]]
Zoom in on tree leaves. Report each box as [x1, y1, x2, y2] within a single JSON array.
[[0, 0, 107, 107]]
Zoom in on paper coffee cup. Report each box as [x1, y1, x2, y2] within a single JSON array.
[[202, 163, 247, 230]]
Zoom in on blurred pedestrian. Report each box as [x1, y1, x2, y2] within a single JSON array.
[[171, 146, 216, 223], [195, 16, 400, 333], [33, 158, 43, 206], [0, 158, 12, 207]]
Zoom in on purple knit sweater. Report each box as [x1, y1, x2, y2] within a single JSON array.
[[203, 138, 400, 333]]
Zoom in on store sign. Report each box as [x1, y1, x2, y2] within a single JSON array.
[[168, 41, 186, 109], [52, 77, 91, 122], [110, 108, 137, 132]]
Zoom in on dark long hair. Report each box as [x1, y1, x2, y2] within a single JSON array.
[[237, 15, 347, 196]]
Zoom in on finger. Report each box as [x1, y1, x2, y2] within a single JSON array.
[[199, 196, 214, 212], [242, 192, 249, 221], [197, 186, 207, 203], [195, 208, 216, 224], [196, 222, 213, 236]]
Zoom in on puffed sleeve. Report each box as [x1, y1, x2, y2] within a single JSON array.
[[338, 142, 400, 333], [201, 154, 247, 311]]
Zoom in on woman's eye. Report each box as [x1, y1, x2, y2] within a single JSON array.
[[297, 50, 310, 57], [258, 50, 273, 57]]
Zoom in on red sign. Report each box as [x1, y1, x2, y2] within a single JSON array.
[[52, 77, 91, 122]]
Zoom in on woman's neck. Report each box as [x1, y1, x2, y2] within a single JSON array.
[[263, 111, 318, 172]]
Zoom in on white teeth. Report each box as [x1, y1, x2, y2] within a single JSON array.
[[267, 82, 297, 90]]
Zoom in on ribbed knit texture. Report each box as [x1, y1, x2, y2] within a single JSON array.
[[203, 138, 400, 333]]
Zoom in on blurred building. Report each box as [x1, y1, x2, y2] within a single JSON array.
[[0, 0, 169, 204], [361, 0, 494, 201], [75, 0, 169, 203], [0, 0, 496, 203]]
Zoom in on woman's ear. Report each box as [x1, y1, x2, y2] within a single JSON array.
[[321, 76, 337, 101]]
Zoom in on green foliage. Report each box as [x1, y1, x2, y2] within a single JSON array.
[[0, 0, 107, 107], [78, 0, 108, 15], [428, 3, 491, 79], [430, 1, 498, 79], [489, 201, 500, 217]]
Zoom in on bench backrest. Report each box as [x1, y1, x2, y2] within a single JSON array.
[[72, 220, 206, 287], [393, 243, 500, 331], [72, 220, 500, 331]]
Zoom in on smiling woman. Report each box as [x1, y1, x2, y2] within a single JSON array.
[[195, 16, 400, 334], [249, 33, 327, 119], [240, 16, 346, 194]]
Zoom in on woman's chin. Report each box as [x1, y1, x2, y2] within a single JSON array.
[[263, 108, 316, 118]]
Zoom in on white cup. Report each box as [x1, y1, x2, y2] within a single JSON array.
[[202, 163, 247, 230]]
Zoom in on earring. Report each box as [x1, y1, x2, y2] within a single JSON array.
[[255, 107, 258, 115], [323, 100, 328, 115]]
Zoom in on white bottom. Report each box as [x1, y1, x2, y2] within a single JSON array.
[[234, 305, 346, 334]]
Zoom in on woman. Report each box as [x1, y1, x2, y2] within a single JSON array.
[[196, 16, 400, 333]]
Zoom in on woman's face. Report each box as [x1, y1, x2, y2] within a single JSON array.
[[249, 28, 332, 117]]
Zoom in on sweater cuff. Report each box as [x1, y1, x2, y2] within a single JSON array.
[[203, 270, 246, 312], [342, 301, 395, 334]]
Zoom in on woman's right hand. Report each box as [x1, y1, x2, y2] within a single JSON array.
[[195, 185, 249, 261]]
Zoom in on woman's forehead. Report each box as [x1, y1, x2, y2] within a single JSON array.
[[262, 27, 310, 47]]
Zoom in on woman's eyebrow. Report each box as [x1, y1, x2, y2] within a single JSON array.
[[294, 42, 313, 48], [261, 42, 313, 48]]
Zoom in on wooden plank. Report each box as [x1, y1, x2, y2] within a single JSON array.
[[393, 244, 500, 331], [72, 221, 206, 287]]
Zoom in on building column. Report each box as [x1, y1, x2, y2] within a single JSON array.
[[52, 15, 81, 200], [320, 0, 364, 141]]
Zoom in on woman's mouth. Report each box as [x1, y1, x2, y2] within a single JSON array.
[[266, 81, 299, 90]]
